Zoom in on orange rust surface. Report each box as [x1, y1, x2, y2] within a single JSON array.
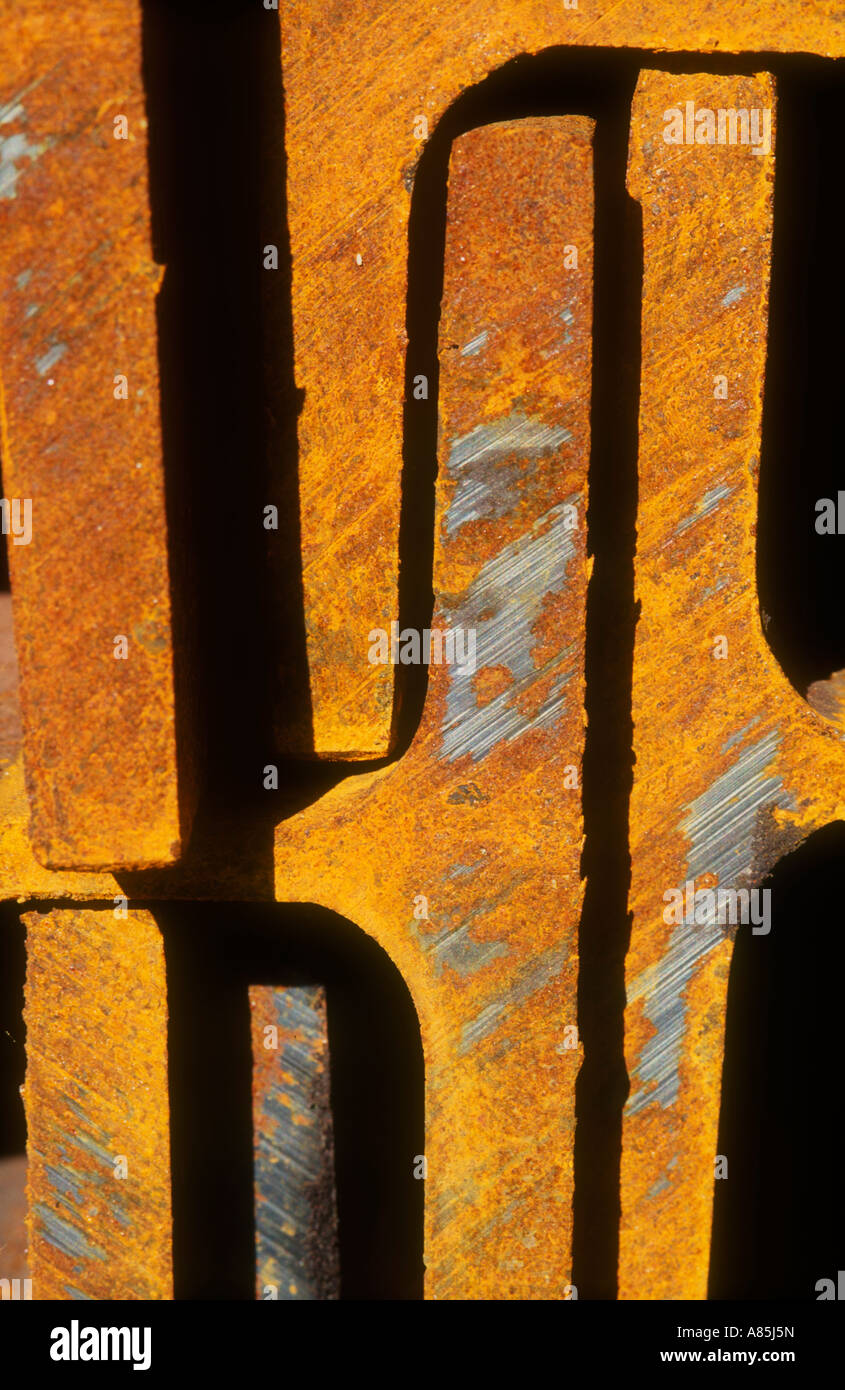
[[621, 70, 845, 1300], [0, 3, 192, 870], [274, 118, 592, 1299], [0, 594, 21, 768], [0, 1155, 28, 1282], [23, 908, 172, 1300], [281, 0, 845, 758], [2, 6, 844, 1308]]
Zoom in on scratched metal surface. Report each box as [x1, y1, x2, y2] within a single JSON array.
[[2, 3, 844, 1308], [620, 70, 845, 1300], [281, 0, 845, 758], [0, 1155, 28, 1284], [250, 986, 339, 1300], [0, 2, 192, 871], [274, 118, 591, 1299], [23, 908, 172, 1300], [0, 594, 20, 770]]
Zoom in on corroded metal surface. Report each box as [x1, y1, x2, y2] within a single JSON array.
[[275, 118, 592, 1299], [0, 4, 192, 870], [281, 0, 845, 758], [0, 1154, 28, 1284], [0, 594, 21, 769], [23, 908, 172, 1299], [620, 70, 845, 1300], [2, 1, 844, 1308], [250, 985, 339, 1301]]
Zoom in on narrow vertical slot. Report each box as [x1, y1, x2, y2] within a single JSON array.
[[0, 908, 27, 1291]]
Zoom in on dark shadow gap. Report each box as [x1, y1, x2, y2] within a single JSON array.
[[140, 0, 291, 890], [573, 76, 642, 1304], [156, 902, 424, 1300], [709, 823, 845, 1299], [0, 457, 9, 592], [138, 0, 375, 880], [757, 59, 845, 695], [0, 907, 25, 1158], [0, 906, 27, 1284], [261, 16, 313, 759]]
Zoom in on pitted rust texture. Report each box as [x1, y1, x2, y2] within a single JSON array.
[[0, 5, 192, 870], [250, 986, 339, 1301], [23, 908, 172, 1300], [0, 594, 21, 769], [274, 119, 592, 1299], [621, 70, 845, 1301], [2, 3, 843, 1309], [0, 1155, 28, 1283], [281, 0, 845, 759]]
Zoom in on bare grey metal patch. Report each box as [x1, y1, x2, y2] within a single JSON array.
[[33, 1202, 107, 1263], [446, 782, 489, 806], [412, 874, 530, 979], [446, 855, 488, 879], [429, 923, 510, 978], [627, 728, 795, 1115], [0, 77, 46, 128], [671, 482, 734, 539], [0, 92, 54, 199], [254, 987, 338, 1301], [721, 284, 748, 307], [444, 412, 572, 536], [681, 727, 794, 887], [539, 304, 576, 358], [51, 1115, 134, 1239], [461, 329, 489, 356], [60, 1102, 116, 1169], [721, 715, 761, 755], [440, 500, 580, 763], [700, 577, 731, 601], [0, 100, 26, 125], [35, 343, 67, 376], [43, 1163, 84, 1206], [459, 941, 569, 1054]]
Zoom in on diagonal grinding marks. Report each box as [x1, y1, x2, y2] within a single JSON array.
[[275, 118, 592, 1299], [0, 5, 193, 870], [250, 986, 339, 1301], [280, 0, 844, 761], [23, 908, 172, 1300], [620, 71, 845, 1300]]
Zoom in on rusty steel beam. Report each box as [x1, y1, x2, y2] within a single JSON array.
[[22, 907, 172, 1300], [250, 985, 339, 1301], [0, 1154, 28, 1287], [0, 593, 20, 771], [620, 70, 845, 1300], [0, 5, 193, 870], [274, 117, 592, 1299], [280, 0, 845, 759], [2, 3, 844, 1309]]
